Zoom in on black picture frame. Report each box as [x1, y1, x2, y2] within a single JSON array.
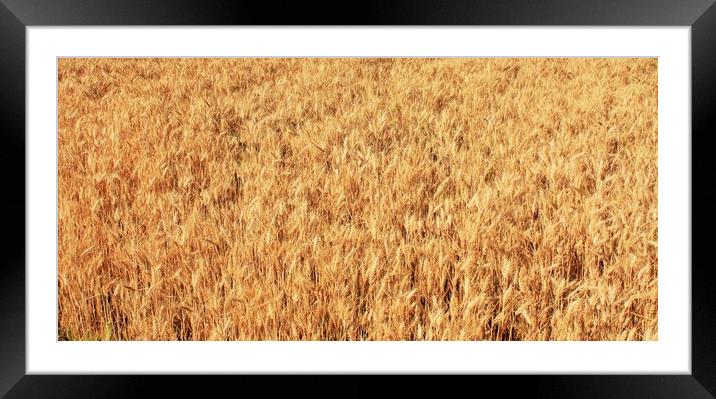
[[1, 0, 713, 397]]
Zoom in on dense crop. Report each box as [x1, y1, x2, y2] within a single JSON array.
[[58, 58, 658, 340]]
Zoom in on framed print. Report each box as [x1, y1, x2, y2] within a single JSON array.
[[1, 0, 714, 397]]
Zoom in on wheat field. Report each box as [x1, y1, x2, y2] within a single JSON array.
[[57, 58, 658, 341]]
